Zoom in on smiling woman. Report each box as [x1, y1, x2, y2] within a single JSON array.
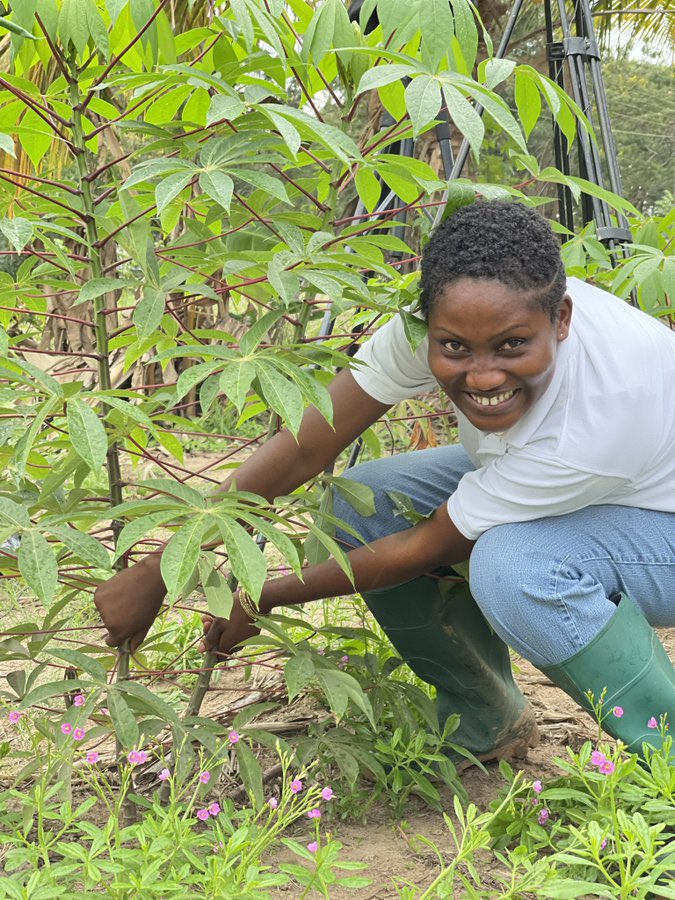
[[95, 201, 675, 767]]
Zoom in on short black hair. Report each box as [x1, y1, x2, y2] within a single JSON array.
[[419, 201, 567, 321]]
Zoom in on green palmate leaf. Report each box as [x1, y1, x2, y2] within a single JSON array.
[[481, 57, 516, 91], [261, 109, 301, 156], [0, 133, 14, 157], [215, 515, 267, 600], [0, 217, 32, 252], [253, 360, 304, 436], [160, 518, 206, 600], [18, 529, 58, 605], [452, 0, 478, 72], [514, 70, 542, 139], [316, 668, 375, 725], [405, 76, 442, 137], [113, 511, 178, 561], [59, 0, 90, 54], [239, 309, 286, 355], [199, 171, 234, 214], [419, 0, 454, 70], [78, 278, 135, 303], [236, 169, 290, 204], [324, 475, 376, 517], [401, 311, 429, 351], [219, 361, 256, 413], [206, 93, 245, 126], [114, 679, 181, 725], [302, 0, 354, 65], [14, 394, 61, 477], [50, 526, 111, 570], [357, 64, 416, 96], [0, 15, 40, 39], [442, 85, 484, 158], [67, 397, 108, 472], [284, 652, 315, 702], [198, 554, 233, 619], [234, 739, 264, 808], [106, 687, 140, 750], [85, 0, 110, 59], [133, 285, 165, 337], [236, 510, 301, 577], [0, 496, 30, 530], [465, 82, 527, 151], [135, 477, 206, 508], [175, 361, 221, 403], [18, 677, 90, 710], [354, 166, 381, 213], [155, 171, 195, 214], [49, 648, 108, 683]]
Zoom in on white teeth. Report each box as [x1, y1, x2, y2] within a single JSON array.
[[470, 390, 515, 407]]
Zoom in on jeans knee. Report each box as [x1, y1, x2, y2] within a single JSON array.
[[469, 526, 526, 620]]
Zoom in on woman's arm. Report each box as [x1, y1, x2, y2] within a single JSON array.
[[200, 502, 475, 655]]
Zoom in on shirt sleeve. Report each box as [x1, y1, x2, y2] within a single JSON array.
[[447, 449, 630, 540], [351, 314, 438, 404]]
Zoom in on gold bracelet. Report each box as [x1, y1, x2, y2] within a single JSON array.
[[237, 588, 259, 619]]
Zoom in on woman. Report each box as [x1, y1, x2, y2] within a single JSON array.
[[95, 201, 675, 762]]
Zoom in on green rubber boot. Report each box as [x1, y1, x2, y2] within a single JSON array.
[[541, 595, 675, 757], [363, 575, 539, 767]]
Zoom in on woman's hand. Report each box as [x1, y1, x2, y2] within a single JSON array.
[[198, 592, 262, 657], [94, 552, 166, 652]]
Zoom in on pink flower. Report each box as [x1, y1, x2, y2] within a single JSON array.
[[268, 797, 278, 809], [196, 808, 209, 822], [208, 803, 221, 817], [321, 787, 334, 801], [338, 655, 349, 669], [73, 727, 86, 741], [599, 759, 615, 775], [307, 808, 321, 819], [590, 750, 606, 766], [128, 750, 149, 766], [601, 839, 607, 849], [8, 710, 21, 724], [307, 841, 318, 853], [228, 730, 240, 744], [648, 717, 658, 729], [612, 706, 624, 718], [86, 751, 99, 764], [199, 771, 211, 784], [100, 707, 110, 716], [532, 780, 543, 794], [73, 694, 85, 707], [290, 779, 303, 794], [61, 723, 73, 735], [538, 808, 550, 825], [159, 768, 171, 781]]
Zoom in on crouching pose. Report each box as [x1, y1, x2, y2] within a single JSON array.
[[95, 201, 675, 763]]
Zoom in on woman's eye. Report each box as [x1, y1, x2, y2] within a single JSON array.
[[502, 338, 525, 350], [444, 340, 466, 352]]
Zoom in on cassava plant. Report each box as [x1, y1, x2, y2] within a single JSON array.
[[0, 0, 656, 799]]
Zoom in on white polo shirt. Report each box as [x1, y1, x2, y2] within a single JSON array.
[[352, 278, 675, 540]]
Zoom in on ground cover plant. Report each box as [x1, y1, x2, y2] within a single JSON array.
[[0, 0, 673, 895]]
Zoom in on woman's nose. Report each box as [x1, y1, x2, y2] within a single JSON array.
[[465, 362, 508, 392]]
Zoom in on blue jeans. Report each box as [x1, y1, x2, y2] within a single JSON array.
[[332, 445, 675, 667]]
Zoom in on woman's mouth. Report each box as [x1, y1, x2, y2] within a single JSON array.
[[467, 389, 519, 408]]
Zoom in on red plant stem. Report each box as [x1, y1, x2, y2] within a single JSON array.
[[14, 345, 101, 360], [82, 0, 173, 111], [234, 192, 283, 240], [84, 86, 166, 140], [281, 11, 342, 106], [289, 65, 325, 121], [0, 77, 73, 137], [85, 152, 133, 183], [35, 13, 72, 82], [166, 219, 255, 251], [123, 436, 221, 484], [269, 163, 327, 212], [0, 173, 85, 219], [0, 306, 95, 327], [0, 167, 81, 196], [334, 198, 445, 226], [94, 204, 155, 248], [192, 32, 222, 64]]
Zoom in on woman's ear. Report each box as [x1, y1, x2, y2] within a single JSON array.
[[556, 295, 573, 341]]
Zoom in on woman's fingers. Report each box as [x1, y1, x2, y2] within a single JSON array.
[[198, 615, 223, 653]]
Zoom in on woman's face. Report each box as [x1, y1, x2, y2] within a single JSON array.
[[427, 278, 572, 432]]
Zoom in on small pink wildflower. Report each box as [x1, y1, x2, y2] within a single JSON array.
[[612, 706, 624, 718], [307, 841, 318, 853], [532, 780, 543, 794], [648, 717, 658, 729], [8, 710, 21, 724], [128, 751, 140, 765], [73, 727, 86, 741], [86, 751, 99, 764], [196, 808, 209, 822], [199, 771, 211, 784], [73, 693, 85, 707], [228, 730, 240, 744], [538, 808, 550, 825], [268, 797, 278, 809], [208, 803, 221, 817], [137, 750, 149, 764], [307, 808, 321, 819], [100, 707, 110, 716], [290, 779, 303, 794], [599, 759, 615, 775], [601, 839, 607, 849], [213, 840, 225, 853], [159, 768, 171, 781], [590, 750, 606, 766], [321, 787, 334, 801], [338, 654, 349, 669], [128, 749, 149, 766], [61, 723, 73, 735]]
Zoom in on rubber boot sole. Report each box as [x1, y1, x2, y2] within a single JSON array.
[[453, 705, 540, 772]]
